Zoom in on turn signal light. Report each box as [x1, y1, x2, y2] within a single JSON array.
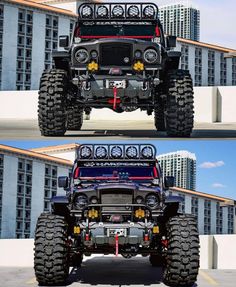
[[133, 61, 144, 72], [88, 208, 99, 219], [88, 61, 98, 72], [135, 208, 145, 218], [74, 226, 81, 234], [153, 226, 159, 234]]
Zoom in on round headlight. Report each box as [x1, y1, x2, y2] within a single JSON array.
[[90, 196, 98, 204], [146, 194, 159, 209], [136, 196, 144, 204], [134, 50, 142, 59], [75, 194, 88, 209], [112, 5, 124, 17], [128, 5, 139, 18], [81, 5, 93, 18], [143, 5, 155, 18], [97, 5, 108, 18], [91, 50, 98, 59], [111, 146, 123, 159], [95, 146, 107, 159], [75, 49, 89, 64], [141, 146, 154, 159], [144, 49, 158, 64], [126, 146, 138, 159], [80, 146, 92, 159]]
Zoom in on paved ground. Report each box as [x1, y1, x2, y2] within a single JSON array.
[[0, 119, 236, 139], [0, 256, 236, 287]]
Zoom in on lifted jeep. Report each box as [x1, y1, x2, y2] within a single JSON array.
[[34, 144, 199, 286], [38, 2, 194, 137]]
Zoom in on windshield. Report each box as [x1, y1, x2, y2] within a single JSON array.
[[79, 24, 156, 38], [74, 166, 158, 180]]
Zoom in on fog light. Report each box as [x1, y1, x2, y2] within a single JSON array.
[[153, 226, 159, 234], [133, 61, 144, 72], [74, 226, 81, 234], [88, 61, 98, 72], [88, 208, 99, 219], [135, 208, 145, 219]]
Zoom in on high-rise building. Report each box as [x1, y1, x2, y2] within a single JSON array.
[[0, 144, 72, 239], [159, 3, 200, 41], [157, 150, 196, 190]]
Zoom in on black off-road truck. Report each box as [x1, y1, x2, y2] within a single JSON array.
[[38, 2, 194, 137], [34, 144, 199, 286]]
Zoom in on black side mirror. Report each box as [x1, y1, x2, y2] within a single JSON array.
[[164, 176, 175, 188], [166, 35, 177, 48], [59, 35, 69, 48], [58, 176, 69, 188]]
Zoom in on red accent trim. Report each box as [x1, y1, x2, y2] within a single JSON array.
[[113, 86, 117, 110], [74, 27, 80, 37], [108, 98, 121, 105], [153, 167, 158, 178], [80, 35, 153, 39], [155, 26, 161, 37], [85, 234, 90, 241], [80, 176, 154, 180], [144, 234, 149, 241], [74, 167, 80, 179], [115, 233, 119, 256]]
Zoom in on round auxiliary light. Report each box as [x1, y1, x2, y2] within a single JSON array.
[[80, 146, 92, 159], [141, 146, 154, 159], [111, 146, 123, 159], [126, 146, 138, 159], [91, 50, 98, 59], [136, 196, 144, 204], [97, 5, 109, 18], [146, 194, 159, 209], [134, 50, 142, 59], [128, 5, 139, 18], [95, 146, 107, 159], [144, 49, 158, 64], [75, 49, 89, 64], [90, 196, 98, 204], [112, 5, 124, 18], [143, 5, 155, 18], [81, 5, 93, 18], [75, 194, 88, 209]]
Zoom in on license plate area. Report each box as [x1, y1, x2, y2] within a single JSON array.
[[106, 80, 127, 89], [107, 228, 127, 237]]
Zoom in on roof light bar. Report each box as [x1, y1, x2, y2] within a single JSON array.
[[77, 144, 156, 161], [78, 3, 158, 21]]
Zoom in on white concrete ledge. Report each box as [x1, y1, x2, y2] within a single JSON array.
[[0, 87, 236, 123], [0, 235, 236, 269]]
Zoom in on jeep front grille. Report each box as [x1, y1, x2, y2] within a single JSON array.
[[100, 43, 132, 66], [101, 190, 133, 211]]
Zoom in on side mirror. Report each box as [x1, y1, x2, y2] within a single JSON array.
[[59, 35, 69, 48], [166, 35, 177, 48], [164, 176, 175, 188], [58, 176, 69, 188]]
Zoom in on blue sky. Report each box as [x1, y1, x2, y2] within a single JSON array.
[[117, 0, 236, 48], [1, 140, 236, 200]]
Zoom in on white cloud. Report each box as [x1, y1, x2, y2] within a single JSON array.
[[212, 183, 226, 188], [199, 161, 225, 169]]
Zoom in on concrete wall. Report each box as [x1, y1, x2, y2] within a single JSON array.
[[1, 235, 236, 268], [0, 87, 236, 123]]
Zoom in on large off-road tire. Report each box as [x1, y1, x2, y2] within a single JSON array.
[[67, 105, 84, 131], [163, 214, 200, 287], [38, 69, 68, 136], [165, 70, 194, 137], [34, 213, 69, 286]]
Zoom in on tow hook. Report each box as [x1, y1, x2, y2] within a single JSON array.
[[113, 86, 118, 110]]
